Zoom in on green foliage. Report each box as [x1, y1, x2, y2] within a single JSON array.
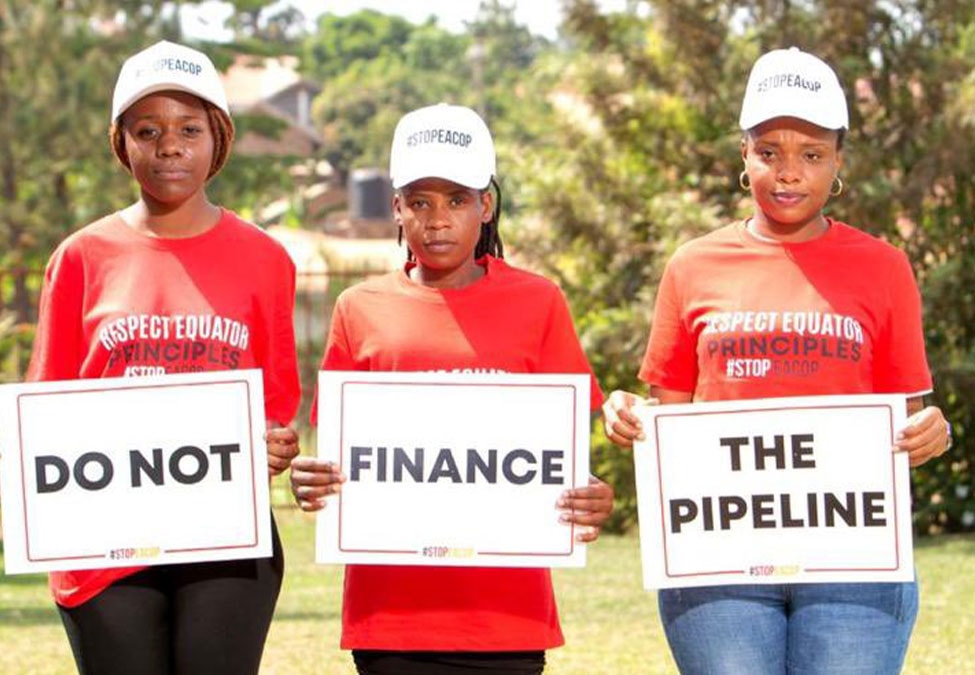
[[0, 1, 161, 318], [301, 10, 416, 82], [207, 110, 294, 221], [915, 256, 975, 534], [302, 11, 468, 179], [0, 313, 34, 382], [223, 0, 307, 46], [207, 153, 294, 223], [303, 2, 551, 181]]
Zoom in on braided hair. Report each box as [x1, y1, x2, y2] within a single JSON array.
[[476, 177, 504, 259], [399, 177, 505, 262]]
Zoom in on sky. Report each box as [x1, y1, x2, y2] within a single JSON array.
[[181, 0, 630, 42]]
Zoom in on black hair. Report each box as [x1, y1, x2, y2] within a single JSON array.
[[476, 177, 504, 259], [398, 177, 505, 262]]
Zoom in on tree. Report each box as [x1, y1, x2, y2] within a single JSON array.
[[301, 9, 415, 82], [300, 12, 467, 180], [222, 0, 307, 47], [464, 0, 549, 129], [303, 4, 554, 181], [0, 0, 177, 320]]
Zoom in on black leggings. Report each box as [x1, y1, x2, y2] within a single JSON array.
[[57, 515, 284, 675], [352, 650, 546, 674]]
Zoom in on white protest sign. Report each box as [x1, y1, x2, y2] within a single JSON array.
[[316, 371, 591, 567], [633, 394, 913, 588], [0, 370, 270, 574]]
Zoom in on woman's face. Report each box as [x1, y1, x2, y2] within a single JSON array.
[[121, 90, 214, 210], [742, 116, 843, 237], [394, 177, 493, 289]]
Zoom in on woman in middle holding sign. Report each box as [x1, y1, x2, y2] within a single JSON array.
[[602, 47, 951, 674], [290, 103, 613, 675]]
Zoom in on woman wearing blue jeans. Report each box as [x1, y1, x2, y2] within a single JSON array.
[[603, 47, 951, 674]]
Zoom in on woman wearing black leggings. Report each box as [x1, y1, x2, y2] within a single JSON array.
[[28, 39, 300, 675], [58, 522, 284, 674]]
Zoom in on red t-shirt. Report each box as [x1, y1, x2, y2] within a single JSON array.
[[315, 255, 603, 651], [640, 219, 932, 400], [27, 209, 300, 607]]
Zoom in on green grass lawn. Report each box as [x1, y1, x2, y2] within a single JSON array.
[[2, 509, 973, 674]]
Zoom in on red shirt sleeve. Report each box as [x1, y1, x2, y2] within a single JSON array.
[[537, 287, 604, 411], [310, 295, 357, 426], [259, 251, 300, 426], [872, 249, 932, 395], [27, 242, 84, 382], [320, 294, 357, 372], [639, 255, 698, 393]]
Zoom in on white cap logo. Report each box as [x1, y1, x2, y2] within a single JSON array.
[[739, 47, 849, 131], [111, 40, 229, 121], [389, 103, 496, 190]]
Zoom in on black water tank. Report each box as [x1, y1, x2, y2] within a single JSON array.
[[348, 168, 392, 220]]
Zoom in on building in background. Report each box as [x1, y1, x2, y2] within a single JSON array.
[[221, 53, 323, 157]]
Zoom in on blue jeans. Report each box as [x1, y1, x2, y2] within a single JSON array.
[[658, 581, 918, 674]]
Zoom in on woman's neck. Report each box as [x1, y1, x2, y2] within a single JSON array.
[[122, 194, 221, 239], [747, 213, 830, 243], [407, 258, 486, 289]]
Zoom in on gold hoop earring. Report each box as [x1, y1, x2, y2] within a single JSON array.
[[739, 170, 751, 191], [830, 176, 844, 197]]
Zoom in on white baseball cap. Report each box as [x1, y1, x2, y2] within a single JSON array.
[[111, 40, 229, 122], [739, 47, 849, 131], [389, 103, 496, 190]]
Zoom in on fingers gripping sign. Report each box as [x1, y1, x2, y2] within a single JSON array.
[[895, 404, 952, 468], [602, 389, 656, 447], [265, 421, 299, 477], [290, 456, 347, 512], [557, 475, 614, 543]]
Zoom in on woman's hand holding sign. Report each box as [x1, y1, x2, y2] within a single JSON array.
[[265, 422, 300, 477], [290, 457, 346, 512], [897, 398, 952, 467], [602, 388, 675, 447], [602, 390, 650, 447], [558, 476, 614, 542]]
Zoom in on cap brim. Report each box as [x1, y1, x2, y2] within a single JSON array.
[[113, 83, 228, 121], [393, 164, 492, 190], [740, 107, 848, 131]]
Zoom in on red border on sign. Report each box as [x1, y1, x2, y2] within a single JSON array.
[[336, 380, 581, 559], [17, 379, 261, 564], [652, 403, 902, 579]]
